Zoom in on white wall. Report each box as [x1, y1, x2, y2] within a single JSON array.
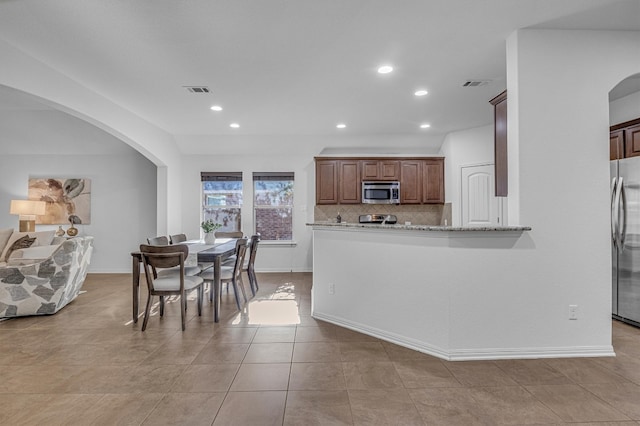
[[312, 227, 614, 360], [439, 125, 494, 226], [610, 90, 640, 125], [504, 29, 640, 354], [0, 153, 156, 273]]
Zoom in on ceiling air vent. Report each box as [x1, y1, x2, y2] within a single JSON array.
[[462, 80, 491, 87], [183, 86, 211, 94]]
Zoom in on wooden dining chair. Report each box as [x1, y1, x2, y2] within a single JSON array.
[[146, 235, 201, 278], [218, 231, 244, 267], [139, 244, 205, 331], [170, 233, 187, 244], [201, 238, 248, 310], [243, 234, 261, 296]]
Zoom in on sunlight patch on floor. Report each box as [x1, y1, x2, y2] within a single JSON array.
[[231, 299, 301, 325]]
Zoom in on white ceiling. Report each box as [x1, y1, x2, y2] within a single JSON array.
[[0, 0, 638, 153]]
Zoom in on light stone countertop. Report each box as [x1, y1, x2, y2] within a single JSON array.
[[307, 222, 531, 232]]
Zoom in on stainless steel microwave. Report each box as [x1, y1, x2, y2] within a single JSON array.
[[362, 181, 400, 204]]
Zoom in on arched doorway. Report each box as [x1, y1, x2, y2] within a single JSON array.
[[0, 85, 158, 272]]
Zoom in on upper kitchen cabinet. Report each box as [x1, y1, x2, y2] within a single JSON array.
[[338, 160, 361, 204], [400, 160, 422, 204], [361, 160, 400, 181], [422, 159, 445, 204], [315, 157, 444, 205], [315, 159, 338, 204], [610, 129, 624, 160], [400, 159, 445, 204], [489, 90, 508, 197], [314, 158, 361, 204], [625, 123, 640, 158], [610, 118, 640, 160]]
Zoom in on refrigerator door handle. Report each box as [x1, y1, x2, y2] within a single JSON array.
[[612, 177, 619, 251], [620, 177, 627, 250]]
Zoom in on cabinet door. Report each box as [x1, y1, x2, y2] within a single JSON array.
[[400, 161, 421, 204], [361, 160, 400, 180], [361, 161, 380, 180], [423, 159, 444, 203], [339, 160, 361, 204], [380, 160, 400, 180], [610, 130, 624, 160], [625, 124, 640, 158], [490, 91, 508, 196], [316, 160, 338, 204]]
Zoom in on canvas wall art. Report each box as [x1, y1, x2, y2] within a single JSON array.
[[28, 178, 91, 225]]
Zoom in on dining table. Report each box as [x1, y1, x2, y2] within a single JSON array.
[[131, 238, 238, 323]]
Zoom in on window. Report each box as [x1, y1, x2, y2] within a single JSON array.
[[253, 172, 294, 241], [201, 172, 242, 232]]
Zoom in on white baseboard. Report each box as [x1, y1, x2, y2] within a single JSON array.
[[313, 312, 451, 360], [312, 312, 616, 361]]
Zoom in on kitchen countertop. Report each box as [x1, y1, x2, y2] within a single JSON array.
[[307, 222, 531, 232]]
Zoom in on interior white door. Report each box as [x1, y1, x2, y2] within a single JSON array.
[[461, 164, 502, 226]]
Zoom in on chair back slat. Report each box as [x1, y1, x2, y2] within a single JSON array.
[[140, 244, 188, 269], [170, 234, 187, 244], [248, 234, 260, 264], [233, 239, 248, 279], [147, 236, 169, 246], [215, 231, 244, 238]]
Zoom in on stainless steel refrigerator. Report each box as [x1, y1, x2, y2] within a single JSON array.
[[611, 157, 640, 327]]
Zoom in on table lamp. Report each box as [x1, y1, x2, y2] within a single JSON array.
[[10, 200, 46, 232]]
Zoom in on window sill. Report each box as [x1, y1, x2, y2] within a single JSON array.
[[260, 240, 297, 247]]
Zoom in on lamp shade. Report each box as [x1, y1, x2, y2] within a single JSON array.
[[10, 200, 46, 216]]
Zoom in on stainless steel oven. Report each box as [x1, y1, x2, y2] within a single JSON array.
[[362, 181, 400, 204]]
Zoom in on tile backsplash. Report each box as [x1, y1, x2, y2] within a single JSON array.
[[314, 203, 451, 226]]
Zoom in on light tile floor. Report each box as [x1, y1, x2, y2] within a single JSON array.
[[1, 272, 640, 425]]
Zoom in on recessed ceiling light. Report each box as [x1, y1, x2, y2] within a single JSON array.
[[336, 123, 346, 129], [230, 123, 240, 128], [414, 90, 428, 96], [210, 105, 223, 111], [377, 65, 393, 74], [420, 123, 431, 129]]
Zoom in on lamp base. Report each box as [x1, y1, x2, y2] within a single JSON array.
[[18, 219, 36, 233]]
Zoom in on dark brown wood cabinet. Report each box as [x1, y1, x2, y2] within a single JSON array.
[[625, 124, 640, 158], [610, 118, 640, 160], [610, 129, 624, 160], [400, 160, 422, 204], [315, 157, 444, 205], [315, 159, 338, 204], [361, 160, 400, 181], [489, 90, 508, 197], [338, 160, 361, 204], [422, 159, 445, 203]]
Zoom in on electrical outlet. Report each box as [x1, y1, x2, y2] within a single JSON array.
[[328, 283, 335, 295], [569, 304, 578, 320]]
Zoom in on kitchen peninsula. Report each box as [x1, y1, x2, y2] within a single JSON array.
[[307, 222, 613, 362]]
